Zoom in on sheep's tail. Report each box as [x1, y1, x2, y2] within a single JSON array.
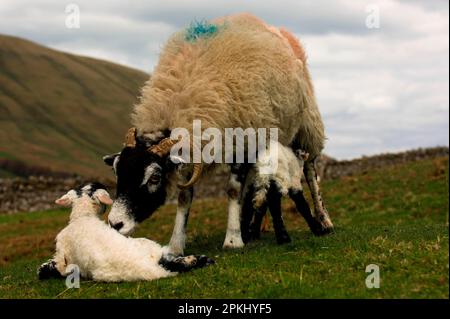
[[159, 254, 215, 273], [291, 69, 326, 159], [276, 28, 326, 159], [294, 103, 326, 160]]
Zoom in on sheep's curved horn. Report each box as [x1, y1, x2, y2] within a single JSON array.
[[178, 163, 203, 189], [148, 137, 203, 188], [147, 137, 180, 157], [124, 127, 137, 148]]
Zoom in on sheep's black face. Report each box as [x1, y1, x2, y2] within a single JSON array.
[[104, 145, 173, 235]]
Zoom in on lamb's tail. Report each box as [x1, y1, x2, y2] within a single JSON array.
[[159, 254, 215, 273]]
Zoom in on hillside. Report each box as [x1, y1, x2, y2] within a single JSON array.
[[0, 34, 148, 178]]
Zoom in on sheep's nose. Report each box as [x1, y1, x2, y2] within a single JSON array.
[[109, 221, 124, 231]]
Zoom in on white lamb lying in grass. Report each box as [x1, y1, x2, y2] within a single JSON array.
[[38, 182, 214, 282]]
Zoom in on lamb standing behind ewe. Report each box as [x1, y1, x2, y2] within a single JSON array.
[[241, 142, 325, 244], [38, 183, 214, 282]]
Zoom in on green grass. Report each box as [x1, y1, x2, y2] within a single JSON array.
[[0, 157, 448, 298]]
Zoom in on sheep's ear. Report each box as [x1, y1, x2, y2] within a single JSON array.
[[55, 194, 73, 207], [93, 189, 113, 205], [169, 155, 190, 176], [103, 153, 119, 166]]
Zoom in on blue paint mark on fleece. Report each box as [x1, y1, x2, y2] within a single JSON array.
[[185, 20, 219, 42]]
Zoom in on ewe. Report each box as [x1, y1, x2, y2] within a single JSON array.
[[104, 13, 334, 255], [38, 183, 213, 282]]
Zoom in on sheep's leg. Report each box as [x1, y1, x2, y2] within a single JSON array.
[[167, 188, 193, 256], [303, 159, 334, 234], [159, 254, 215, 273], [267, 184, 291, 244], [223, 165, 248, 249], [288, 188, 325, 236]]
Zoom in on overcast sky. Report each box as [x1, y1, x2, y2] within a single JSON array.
[[0, 0, 448, 159]]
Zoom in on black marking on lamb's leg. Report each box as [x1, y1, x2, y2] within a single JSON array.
[[288, 189, 329, 236], [178, 188, 193, 229], [240, 184, 254, 244], [303, 159, 334, 234], [267, 183, 291, 244], [159, 254, 215, 273], [249, 202, 268, 240], [168, 187, 193, 255], [37, 259, 64, 280]]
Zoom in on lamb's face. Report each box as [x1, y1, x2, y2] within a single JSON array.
[[55, 183, 113, 214], [294, 149, 309, 166], [104, 146, 170, 236]]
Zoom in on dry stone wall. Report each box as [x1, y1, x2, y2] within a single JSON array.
[[0, 147, 447, 214]]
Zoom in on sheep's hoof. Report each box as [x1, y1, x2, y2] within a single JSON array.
[[311, 214, 335, 236], [162, 245, 184, 257], [222, 236, 245, 249]]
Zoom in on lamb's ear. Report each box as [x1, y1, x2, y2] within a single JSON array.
[[93, 189, 113, 205], [55, 194, 73, 207], [103, 153, 119, 166]]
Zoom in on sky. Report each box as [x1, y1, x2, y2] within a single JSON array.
[[0, 0, 448, 159]]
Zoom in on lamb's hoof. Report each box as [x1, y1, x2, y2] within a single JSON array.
[[249, 224, 261, 241], [195, 255, 215, 268], [37, 260, 63, 280], [276, 233, 292, 245], [250, 231, 261, 240], [241, 231, 252, 245]]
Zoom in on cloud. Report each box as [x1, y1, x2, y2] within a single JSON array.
[[0, 0, 448, 159]]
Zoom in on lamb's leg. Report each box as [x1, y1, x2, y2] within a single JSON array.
[[289, 188, 325, 236], [267, 184, 291, 244], [303, 159, 334, 234], [249, 202, 268, 241], [37, 247, 68, 280], [159, 254, 215, 273], [240, 184, 255, 244], [223, 165, 248, 249], [167, 188, 193, 256], [37, 259, 63, 280]]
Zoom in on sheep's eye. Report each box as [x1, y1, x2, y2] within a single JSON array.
[[149, 175, 161, 184]]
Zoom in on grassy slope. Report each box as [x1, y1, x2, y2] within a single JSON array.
[[0, 157, 448, 298], [0, 34, 148, 178]]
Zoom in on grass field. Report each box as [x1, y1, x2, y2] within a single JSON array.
[[0, 157, 448, 298]]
